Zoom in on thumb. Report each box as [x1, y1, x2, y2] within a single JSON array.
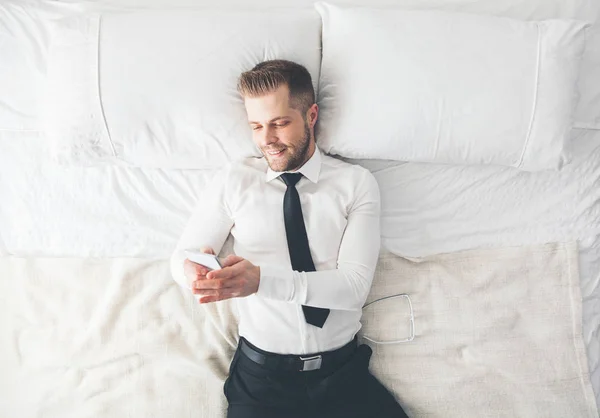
[[220, 254, 244, 268]]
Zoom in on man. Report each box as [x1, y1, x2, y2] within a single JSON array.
[[170, 60, 408, 418]]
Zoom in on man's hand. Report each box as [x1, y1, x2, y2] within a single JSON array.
[[183, 246, 216, 286], [191, 255, 260, 304]]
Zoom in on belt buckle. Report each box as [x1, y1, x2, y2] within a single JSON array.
[[299, 354, 322, 371]]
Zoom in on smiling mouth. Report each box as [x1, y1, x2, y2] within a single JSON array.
[[266, 149, 285, 157]]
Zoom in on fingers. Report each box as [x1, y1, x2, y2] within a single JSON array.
[[220, 255, 245, 268], [194, 278, 242, 303], [193, 288, 240, 298], [193, 277, 239, 291], [183, 259, 208, 284], [183, 258, 209, 278], [207, 258, 245, 280], [197, 290, 239, 304]]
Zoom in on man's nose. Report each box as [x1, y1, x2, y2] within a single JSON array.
[[259, 126, 277, 147]]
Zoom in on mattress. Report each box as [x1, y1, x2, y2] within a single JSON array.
[[1, 129, 599, 409]]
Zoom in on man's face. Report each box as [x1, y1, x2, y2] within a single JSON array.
[[244, 85, 315, 172]]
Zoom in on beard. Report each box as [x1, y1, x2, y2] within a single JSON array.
[[263, 121, 312, 172]]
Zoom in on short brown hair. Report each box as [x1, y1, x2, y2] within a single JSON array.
[[237, 59, 315, 115]]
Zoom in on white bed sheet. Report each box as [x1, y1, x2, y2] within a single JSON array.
[[2, 130, 598, 257], [2, 130, 600, 407]]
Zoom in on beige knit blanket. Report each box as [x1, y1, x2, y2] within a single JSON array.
[[0, 242, 596, 417], [362, 242, 598, 417]]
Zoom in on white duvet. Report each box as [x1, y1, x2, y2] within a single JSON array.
[[1, 242, 597, 417]]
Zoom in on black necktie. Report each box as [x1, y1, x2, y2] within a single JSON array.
[[280, 172, 330, 328]]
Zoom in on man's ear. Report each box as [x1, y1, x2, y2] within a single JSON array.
[[307, 103, 319, 128]]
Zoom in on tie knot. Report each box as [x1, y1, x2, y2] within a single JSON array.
[[280, 172, 303, 187]]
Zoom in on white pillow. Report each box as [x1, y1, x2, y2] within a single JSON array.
[[575, 11, 600, 130], [42, 9, 321, 169], [0, 0, 52, 133], [315, 3, 589, 170], [5, 0, 600, 147]]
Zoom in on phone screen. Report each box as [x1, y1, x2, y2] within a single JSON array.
[[184, 250, 222, 271]]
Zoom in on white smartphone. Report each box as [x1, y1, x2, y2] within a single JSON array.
[[184, 249, 223, 271]]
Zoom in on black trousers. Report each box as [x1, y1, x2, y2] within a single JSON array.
[[224, 338, 409, 418]]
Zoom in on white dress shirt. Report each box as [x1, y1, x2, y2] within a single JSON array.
[[170, 146, 381, 355]]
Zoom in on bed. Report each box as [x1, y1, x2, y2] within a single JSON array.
[[1, 0, 599, 417]]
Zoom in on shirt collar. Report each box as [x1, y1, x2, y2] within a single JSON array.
[[265, 146, 322, 184]]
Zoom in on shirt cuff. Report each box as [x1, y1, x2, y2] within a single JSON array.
[[256, 264, 295, 302]]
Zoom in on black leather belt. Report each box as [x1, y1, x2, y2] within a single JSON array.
[[239, 336, 358, 372]]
